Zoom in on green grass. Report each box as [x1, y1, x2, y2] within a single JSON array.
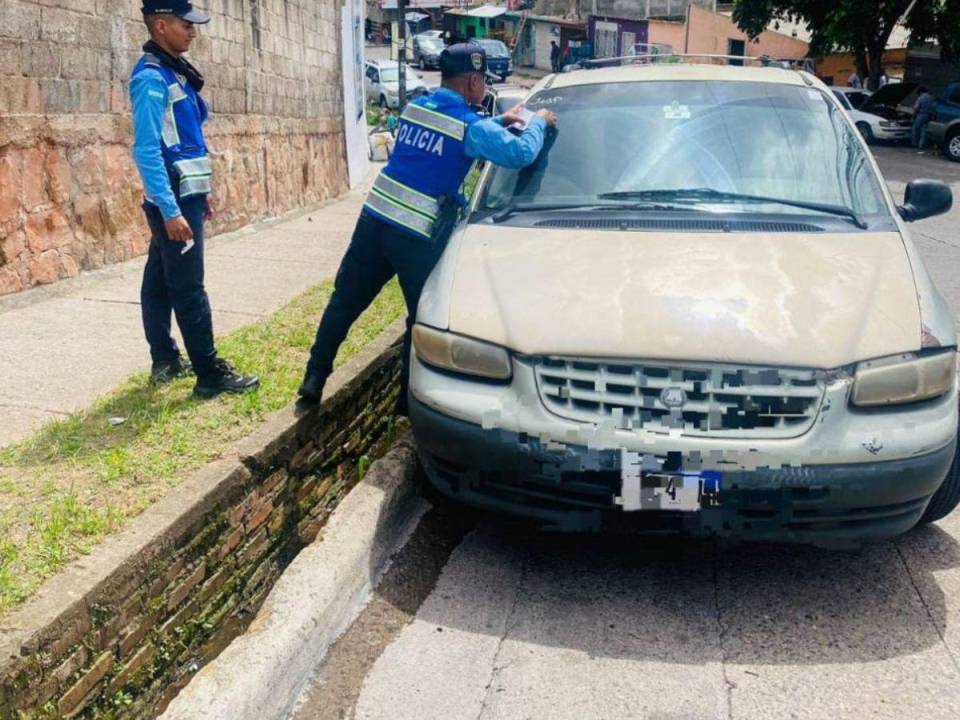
[[0, 279, 405, 613]]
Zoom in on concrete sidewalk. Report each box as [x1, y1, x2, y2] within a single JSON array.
[[0, 174, 374, 448]]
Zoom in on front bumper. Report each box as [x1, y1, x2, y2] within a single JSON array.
[[410, 355, 958, 546], [873, 124, 911, 141]]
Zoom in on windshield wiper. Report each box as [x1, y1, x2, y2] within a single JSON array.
[[596, 188, 868, 229], [490, 201, 693, 223]]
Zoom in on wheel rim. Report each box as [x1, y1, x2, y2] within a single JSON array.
[[950, 135, 960, 158]]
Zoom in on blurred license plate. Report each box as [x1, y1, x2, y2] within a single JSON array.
[[617, 452, 721, 512]]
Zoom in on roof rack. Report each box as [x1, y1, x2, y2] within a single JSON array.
[[580, 53, 793, 68]]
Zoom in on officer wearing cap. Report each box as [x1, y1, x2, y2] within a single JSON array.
[[299, 43, 558, 404], [130, 0, 259, 398]]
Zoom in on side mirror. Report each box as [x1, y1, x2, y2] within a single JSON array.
[[898, 179, 953, 222]]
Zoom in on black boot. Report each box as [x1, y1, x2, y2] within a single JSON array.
[[297, 373, 326, 402], [150, 356, 193, 384], [193, 359, 260, 399]]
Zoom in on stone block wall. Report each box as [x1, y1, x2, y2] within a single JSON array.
[[0, 0, 348, 296], [0, 329, 403, 719]]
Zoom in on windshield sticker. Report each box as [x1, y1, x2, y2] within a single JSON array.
[[662, 101, 691, 120], [807, 90, 824, 101]]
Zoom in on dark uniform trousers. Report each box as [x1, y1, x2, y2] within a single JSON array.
[[140, 194, 218, 378], [306, 212, 450, 390]]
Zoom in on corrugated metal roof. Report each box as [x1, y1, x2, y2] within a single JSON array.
[[468, 4, 508, 18]]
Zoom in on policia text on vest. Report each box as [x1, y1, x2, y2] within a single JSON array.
[[130, 1, 259, 398], [298, 42, 558, 405]]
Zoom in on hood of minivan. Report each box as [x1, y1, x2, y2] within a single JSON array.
[[445, 226, 921, 369]]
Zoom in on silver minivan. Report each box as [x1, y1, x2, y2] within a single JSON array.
[[409, 62, 958, 547]]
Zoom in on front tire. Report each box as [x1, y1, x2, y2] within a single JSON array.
[[419, 57, 426, 71], [945, 130, 960, 162], [379, 94, 388, 109], [918, 437, 960, 525], [856, 121, 875, 144]]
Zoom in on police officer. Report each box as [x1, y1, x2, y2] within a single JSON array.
[[299, 43, 557, 403], [131, 1, 259, 398]]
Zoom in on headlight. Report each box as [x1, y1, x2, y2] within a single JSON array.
[[413, 324, 512, 380], [851, 350, 957, 407], [879, 120, 893, 128]]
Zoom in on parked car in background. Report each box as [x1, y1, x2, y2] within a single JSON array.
[[928, 82, 960, 162], [413, 32, 445, 70], [835, 87, 872, 110], [858, 82, 917, 143], [410, 62, 958, 547], [363, 59, 427, 108], [832, 84, 913, 143], [476, 38, 513, 81]]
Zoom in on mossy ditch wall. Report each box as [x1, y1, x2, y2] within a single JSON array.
[[0, 323, 405, 719]]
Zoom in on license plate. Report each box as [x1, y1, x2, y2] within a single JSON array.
[[617, 451, 721, 512]]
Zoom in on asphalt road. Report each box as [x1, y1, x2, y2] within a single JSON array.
[[289, 146, 960, 720]]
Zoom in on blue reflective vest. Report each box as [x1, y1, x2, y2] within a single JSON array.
[[363, 90, 482, 239], [130, 54, 213, 198]]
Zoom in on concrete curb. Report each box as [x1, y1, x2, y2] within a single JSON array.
[[160, 434, 426, 720]]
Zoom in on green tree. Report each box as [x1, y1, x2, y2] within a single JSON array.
[[732, 0, 960, 89]]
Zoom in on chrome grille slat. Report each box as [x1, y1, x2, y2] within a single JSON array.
[[534, 357, 825, 438]]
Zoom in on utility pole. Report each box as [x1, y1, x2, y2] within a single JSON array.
[[397, 0, 408, 109]]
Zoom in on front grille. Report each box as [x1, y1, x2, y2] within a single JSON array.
[[534, 358, 825, 438]]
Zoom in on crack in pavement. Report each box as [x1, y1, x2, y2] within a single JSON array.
[[474, 549, 528, 720], [917, 231, 960, 249], [203, 251, 345, 266], [80, 296, 266, 318], [894, 540, 960, 675], [712, 544, 735, 720], [0, 400, 71, 416]]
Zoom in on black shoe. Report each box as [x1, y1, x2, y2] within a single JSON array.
[[193, 359, 260, 399], [297, 373, 326, 402], [150, 357, 193, 384]]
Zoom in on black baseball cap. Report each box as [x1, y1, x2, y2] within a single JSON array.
[[439, 42, 487, 76], [141, 0, 210, 24]]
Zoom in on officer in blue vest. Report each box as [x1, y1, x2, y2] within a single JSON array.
[[130, 0, 259, 398], [299, 43, 558, 404]]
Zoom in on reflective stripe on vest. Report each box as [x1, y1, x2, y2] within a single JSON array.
[[173, 156, 212, 198], [371, 173, 439, 219], [364, 191, 434, 238], [402, 104, 465, 141]]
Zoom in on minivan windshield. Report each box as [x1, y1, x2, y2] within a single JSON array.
[[478, 39, 510, 58], [477, 80, 889, 225]]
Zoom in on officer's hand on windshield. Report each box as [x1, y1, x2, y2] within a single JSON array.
[[499, 106, 527, 127], [164, 215, 194, 242], [536, 109, 558, 128]]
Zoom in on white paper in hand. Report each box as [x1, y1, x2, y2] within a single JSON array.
[[508, 107, 536, 131], [180, 239, 195, 255]]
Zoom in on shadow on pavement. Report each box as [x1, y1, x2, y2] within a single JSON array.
[[405, 509, 960, 667]]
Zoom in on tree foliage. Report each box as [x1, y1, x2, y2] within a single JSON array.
[[732, 0, 960, 87]]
